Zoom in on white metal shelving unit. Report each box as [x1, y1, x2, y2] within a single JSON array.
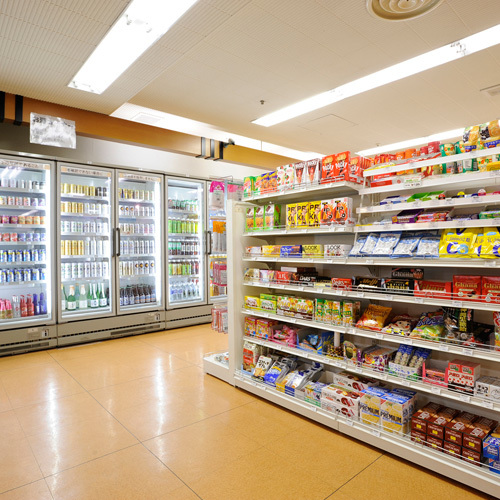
[[225, 149, 500, 496]]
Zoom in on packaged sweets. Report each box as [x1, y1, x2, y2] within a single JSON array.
[[296, 202, 309, 228], [264, 360, 290, 387], [286, 204, 297, 228], [371, 232, 401, 256], [342, 300, 359, 326], [353, 277, 382, 289], [356, 304, 392, 331], [324, 244, 353, 257], [315, 299, 325, 322], [264, 204, 281, 230], [262, 245, 281, 256], [244, 268, 260, 280], [319, 200, 335, 225], [321, 155, 336, 184], [245, 207, 255, 231], [302, 244, 323, 257], [480, 119, 500, 148], [453, 275, 482, 301], [280, 245, 302, 257], [349, 235, 368, 257], [391, 267, 424, 279], [272, 325, 298, 347], [256, 319, 278, 340], [382, 278, 414, 294], [483, 276, 500, 303], [480, 228, 500, 259], [332, 197, 354, 225], [414, 280, 452, 300], [324, 300, 334, 323], [243, 177, 254, 198], [253, 174, 264, 196], [243, 341, 263, 371], [284, 164, 295, 189], [335, 152, 351, 181], [305, 159, 321, 185], [391, 233, 421, 258], [252, 355, 273, 380], [463, 124, 480, 152], [410, 311, 445, 341], [294, 162, 306, 186], [245, 246, 261, 256], [244, 316, 257, 337], [276, 165, 286, 190], [308, 201, 321, 227], [254, 206, 264, 229], [267, 171, 277, 192], [331, 300, 342, 325], [259, 294, 277, 313], [442, 307, 474, 343], [360, 233, 379, 255], [330, 277, 352, 290], [439, 228, 479, 258], [244, 296, 260, 310], [471, 231, 483, 258], [415, 232, 440, 258], [382, 314, 418, 336], [494, 312, 500, 351], [295, 298, 314, 319]]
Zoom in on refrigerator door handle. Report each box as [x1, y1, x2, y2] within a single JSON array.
[[115, 228, 121, 257], [206, 230, 212, 255]]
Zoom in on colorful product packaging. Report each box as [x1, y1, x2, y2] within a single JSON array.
[[286, 204, 297, 228], [453, 275, 482, 301], [264, 204, 281, 230], [483, 276, 500, 303], [259, 293, 277, 313], [294, 162, 306, 186], [308, 200, 321, 227], [244, 316, 257, 337], [256, 319, 278, 340], [243, 177, 254, 198], [244, 296, 260, 310], [262, 245, 281, 256], [245, 207, 255, 231], [280, 245, 302, 258], [254, 206, 264, 229], [296, 202, 309, 228], [305, 159, 321, 186], [302, 244, 323, 257]]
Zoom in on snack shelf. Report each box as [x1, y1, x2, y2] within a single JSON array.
[[234, 370, 500, 495], [203, 352, 231, 384], [243, 225, 354, 237], [242, 181, 360, 204], [359, 171, 500, 196], [241, 308, 500, 364], [363, 145, 500, 178], [242, 335, 500, 412], [355, 218, 500, 233], [242, 255, 499, 268], [242, 279, 500, 313], [0, 205, 46, 211], [357, 194, 500, 214]]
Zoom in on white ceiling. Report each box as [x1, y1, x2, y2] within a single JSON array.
[[1, 0, 500, 156]]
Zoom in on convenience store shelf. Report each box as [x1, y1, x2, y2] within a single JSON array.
[[243, 279, 500, 313], [355, 218, 500, 233], [357, 194, 500, 214], [234, 371, 500, 498], [242, 335, 500, 412], [203, 352, 231, 384], [242, 181, 360, 204], [244, 225, 354, 237], [240, 308, 500, 364]]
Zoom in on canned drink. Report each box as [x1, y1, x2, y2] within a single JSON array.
[[27, 249, 34, 262], [23, 197, 30, 206], [2, 215, 9, 224], [32, 268, 39, 281], [0, 270, 5, 283], [6, 250, 13, 262], [89, 222, 96, 233], [70, 263, 77, 279], [134, 224, 140, 234], [10, 215, 18, 224], [78, 240, 84, 255], [18, 232, 25, 242], [40, 268, 45, 281], [64, 239, 70, 255], [15, 197, 22, 206], [64, 263, 71, 279], [25, 215, 33, 224], [0, 196, 5, 205], [33, 232, 40, 242], [71, 240, 78, 255], [7, 196, 14, 205], [60, 264, 66, 281], [96, 240, 103, 255], [103, 222, 109, 234], [15, 269, 23, 282], [84, 203, 90, 214], [15, 250, 22, 262], [95, 187, 101, 198], [33, 216, 40, 225], [150, 260, 155, 273], [84, 262, 91, 278], [89, 185, 95, 197], [96, 222, 103, 234], [25, 232, 32, 242], [33, 181, 39, 190], [77, 222, 83, 233], [70, 202, 77, 213], [118, 261, 123, 276], [102, 186, 107, 198], [78, 203, 84, 214], [10, 232, 17, 242], [6, 269, 13, 282], [0, 250, 6, 262], [91, 262, 96, 277], [77, 263, 83, 278], [9, 179, 16, 188], [83, 221, 90, 233]]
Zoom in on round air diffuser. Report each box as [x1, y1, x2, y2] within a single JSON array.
[[366, 0, 444, 21]]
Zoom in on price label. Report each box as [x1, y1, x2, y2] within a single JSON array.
[[326, 259, 334, 264], [462, 348, 474, 356], [383, 204, 392, 211], [385, 294, 394, 302], [306, 258, 314, 262], [431, 386, 441, 395], [276, 284, 285, 289], [445, 198, 454, 205], [473, 196, 482, 202], [415, 297, 424, 303], [459, 394, 471, 403], [357, 292, 365, 298], [316, 288, 324, 293], [457, 220, 466, 227], [451, 300, 463, 307], [401, 380, 411, 387], [269, 257, 278, 262], [333, 361, 342, 368], [345, 419, 354, 427], [413, 200, 422, 207], [382, 224, 392, 230], [381, 373, 388, 380], [402, 338, 413, 345], [297, 286, 304, 291], [329, 226, 338, 232], [372, 430, 381, 438], [251, 257, 257, 261], [376, 333, 383, 339], [355, 367, 363, 374], [289, 318, 297, 324], [485, 260, 497, 267], [489, 170, 500, 177], [484, 401, 494, 410], [438, 344, 449, 352], [429, 221, 438, 228], [366, 206, 374, 212], [366, 259, 374, 265]]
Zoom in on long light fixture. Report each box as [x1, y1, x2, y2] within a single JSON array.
[[252, 23, 500, 127], [68, 0, 198, 94], [356, 128, 463, 156]]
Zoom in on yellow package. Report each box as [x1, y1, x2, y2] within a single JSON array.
[[439, 228, 479, 258], [286, 204, 297, 228], [471, 232, 484, 258], [480, 228, 500, 259], [308, 201, 321, 227], [296, 202, 309, 228]]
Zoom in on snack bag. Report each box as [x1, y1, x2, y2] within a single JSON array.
[[463, 125, 480, 152], [439, 228, 479, 258], [471, 231, 484, 258], [243, 341, 263, 371], [356, 304, 392, 331], [243, 177, 254, 198], [286, 204, 297, 228], [410, 311, 445, 341], [267, 171, 277, 192], [360, 233, 379, 255], [480, 119, 500, 149], [382, 314, 418, 336], [308, 201, 321, 227], [371, 232, 401, 256], [443, 308, 474, 343], [349, 235, 368, 257], [320, 200, 335, 225], [481, 228, 500, 259], [391, 232, 421, 258], [415, 232, 440, 258]]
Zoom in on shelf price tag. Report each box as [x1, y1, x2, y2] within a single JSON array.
[[401, 380, 411, 387], [297, 286, 304, 291], [485, 260, 497, 267], [459, 394, 471, 403], [438, 344, 449, 352], [462, 348, 474, 356], [355, 366, 363, 374], [380, 373, 388, 380], [415, 297, 424, 304], [276, 284, 285, 289], [451, 300, 463, 308], [431, 386, 441, 395], [326, 259, 334, 264], [316, 288, 324, 293], [357, 292, 365, 298], [484, 401, 494, 410], [333, 361, 343, 368], [402, 338, 413, 345], [376, 333, 383, 339], [372, 430, 381, 438], [345, 419, 354, 427], [365, 259, 374, 265], [385, 294, 394, 302]]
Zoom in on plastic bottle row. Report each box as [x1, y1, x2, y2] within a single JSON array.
[[62, 283, 109, 310], [168, 198, 199, 212], [168, 261, 200, 276], [119, 260, 156, 276], [0, 293, 47, 319], [0, 249, 45, 263], [119, 205, 155, 218], [170, 280, 200, 301], [61, 239, 110, 257], [61, 220, 109, 234], [120, 239, 156, 255], [60, 201, 109, 216], [61, 262, 109, 280], [168, 241, 201, 256], [61, 183, 108, 198], [0, 178, 45, 190], [0, 267, 46, 283], [120, 284, 156, 306], [168, 219, 199, 234], [0, 196, 45, 207]]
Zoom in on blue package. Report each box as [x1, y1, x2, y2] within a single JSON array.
[[349, 235, 368, 257], [391, 232, 421, 258], [371, 232, 402, 256], [360, 233, 379, 254], [415, 232, 440, 259]]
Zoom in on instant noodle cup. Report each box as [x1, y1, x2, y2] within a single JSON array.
[[395, 151, 405, 161]]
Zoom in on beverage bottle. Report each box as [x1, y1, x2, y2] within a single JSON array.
[[0, 300, 5, 320], [90, 284, 99, 309], [105, 286, 110, 306], [74, 285, 80, 310], [67, 286, 77, 311], [33, 293, 40, 315], [39, 293, 47, 315], [5, 300, 13, 319], [123, 286, 129, 306], [99, 283, 107, 307], [139, 286, 145, 304], [79, 285, 87, 309], [127, 286, 133, 306], [61, 285, 67, 311], [27, 294, 34, 316], [87, 285, 92, 308], [119, 287, 124, 307], [145, 285, 151, 303], [12, 295, 21, 318], [20, 295, 27, 317]]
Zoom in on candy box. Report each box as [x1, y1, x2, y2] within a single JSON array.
[[335, 151, 351, 181], [391, 267, 424, 279], [253, 174, 265, 196], [264, 204, 281, 230], [277, 295, 295, 316], [245, 246, 261, 256], [294, 162, 306, 186], [332, 197, 354, 225], [330, 278, 352, 290], [294, 298, 314, 320], [411, 402, 442, 434], [462, 448, 482, 466], [361, 345, 395, 372], [262, 245, 281, 256], [259, 294, 277, 313], [280, 245, 302, 258], [482, 276, 500, 303], [381, 393, 413, 434], [284, 164, 295, 189], [244, 316, 257, 337], [426, 435, 444, 452], [315, 299, 326, 322], [275, 270, 291, 283], [244, 268, 260, 281], [259, 269, 275, 283], [304, 381, 327, 407], [321, 155, 336, 184], [411, 429, 427, 444], [422, 359, 449, 388], [243, 341, 264, 372], [414, 280, 452, 300], [244, 296, 260, 310], [319, 200, 335, 225], [256, 319, 278, 340], [302, 244, 323, 257], [447, 359, 481, 394], [444, 412, 478, 446], [252, 355, 273, 380], [427, 408, 460, 440], [483, 435, 500, 461], [443, 441, 462, 458], [308, 200, 321, 227], [267, 171, 277, 192], [243, 177, 255, 198], [382, 278, 414, 294], [392, 209, 423, 224], [276, 165, 286, 190], [254, 206, 264, 229], [286, 204, 297, 228], [305, 159, 321, 186], [321, 398, 358, 420], [453, 275, 482, 302], [360, 387, 391, 426], [296, 202, 309, 228], [321, 385, 362, 410], [298, 331, 335, 354], [333, 371, 379, 392], [462, 417, 498, 452], [324, 244, 353, 257], [245, 207, 255, 231]]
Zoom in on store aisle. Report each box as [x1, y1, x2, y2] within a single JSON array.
[[0, 325, 495, 500]]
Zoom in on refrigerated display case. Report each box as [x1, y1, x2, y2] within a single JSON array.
[[116, 171, 163, 313], [0, 156, 54, 332], [58, 164, 114, 321], [166, 178, 206, 309]]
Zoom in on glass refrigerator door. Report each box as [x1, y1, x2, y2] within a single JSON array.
[[166, 178, 206, 308], [117, 172, 163, 313], [0, 156, 54, 328], [58, 165, 114, 321]]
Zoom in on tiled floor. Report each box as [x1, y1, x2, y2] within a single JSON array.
[[0, 324, 496, 500]]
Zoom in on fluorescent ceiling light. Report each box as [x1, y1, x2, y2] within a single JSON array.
[[253, 23, 500, 127], [68, 0, 198, 94], [111, 103, 323, 161], [356, 128, 463, 156]]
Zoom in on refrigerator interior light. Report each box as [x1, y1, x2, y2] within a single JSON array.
[[68, 0, 199, 94], [252, 23, 500, 127]]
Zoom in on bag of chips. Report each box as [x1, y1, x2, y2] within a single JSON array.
[[439, 228, 479, 258], [355, 304, 392, 331], [410, 311, 445, 341], [480, 228, 500, 259]]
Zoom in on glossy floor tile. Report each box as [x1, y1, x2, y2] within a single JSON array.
[[0, 324, 494, 499]]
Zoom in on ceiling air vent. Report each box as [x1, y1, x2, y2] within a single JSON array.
[[367, 0, 444, 21], [481, 84, 500, 98], [132, 113, 162, 126]]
